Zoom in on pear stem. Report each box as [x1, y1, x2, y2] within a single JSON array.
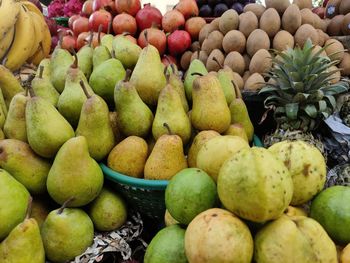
[[57, 197, 75, 215], [28, 85, 36, 97], [98, 24, 103, 45], [212, 57, 223, 69], [232, 80, 242, 99], [38, 66, 44, 79], [25, 86, 29, 97], [71, 49, 78, 69], [107, 20, 112, 35], [171, 64, 176, 75], [144, 30, 149, 46], [25, 196, 33, 220], [124, 69, 132, 82], [111, 50, 116, 59], [80, 80, 91, 99], [191, 72, 204, 77], [88, 30, 93, 48], [163, 123, 173, 135]]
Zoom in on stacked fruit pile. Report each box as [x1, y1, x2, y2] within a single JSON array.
[[0, 1, 51, 71], [182, 0, 350, 92]]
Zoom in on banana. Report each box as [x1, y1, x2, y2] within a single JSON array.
[[4, 5, 35, 71], [0, 0, 20, 40], [0, 26, 15, 62], [28, 11, 44, 58], [20, 1, 44, 19], [0, 65, 24, 106], [27, 20, 51, 66]]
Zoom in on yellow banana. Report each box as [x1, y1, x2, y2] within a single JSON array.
[[0, 26, 15, 62], [4, 5, 35, 71], [0, 0, 20, 40], [28, 11, 44, 58], [27, 20, 51, 65], [0, 65, 24, 106], [20, 1, 44, 19]]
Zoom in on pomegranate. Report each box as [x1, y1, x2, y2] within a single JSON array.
[[89, 9, 112, 33], [76, 31, 90, 50], [167, 30, 191, 56], [92, 0, 116, 13], [61, 34, 77, 50], [72, 17, 89, 36], [312, 7, 325, 18], [135, 3, 162, 31], [175, 0, 199, 20], [82, 0, 93, 16], [162, 55, 178, 68], [68, 15, 80, 29], [112, 13, 137, 35], [162, 9, 185, 33], [115, 0, 141, 16], [138, 28, 167, 55], [185, 17, 206, 40]]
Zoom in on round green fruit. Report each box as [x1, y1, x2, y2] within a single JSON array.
[[144, 225, 187, 263], [165, 168, 217, 225], [310, 186, 350, 245]]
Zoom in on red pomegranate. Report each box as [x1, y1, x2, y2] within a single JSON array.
[[61, 34, 77, 51], [185, 17, 206, 40], [72, 17, 89, 36], [135, 3, 162, 31], [76, 31, 91, 50], [112, 13, 137, 35], [138, 28, 167, 55], [82, 0, 93, 16], [115, 0, 141, 16], [167, 30, 191, 56], [68, 15, 80, 29], [162, 55, 178, 68], [162, 9, 185, 33], [175, 0, 199, 19], [88, 9, 112, 33], [92, 0, 116, 13]]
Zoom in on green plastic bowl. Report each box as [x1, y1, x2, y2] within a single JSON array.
[[53, 17, 69, 27], [101, 134, 263, 220]]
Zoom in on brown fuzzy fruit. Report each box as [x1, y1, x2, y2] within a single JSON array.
[[201, 30, 224, 54], [206, 49, 225, 72], [325, 0, 342, 18], [219, 9, 239, 35], [342, 13, 350, 35], [243, 71, 251, 83], [301, 8, 316, 26], [329, 65, 341, 84], [273, 30, 294, 51], [243, 4, 266, 19], [222, 30, 246, 54], [259, 8, 281, 38], [282, 4, 302, 35], [316, 29, 326, 46], [239, 11, 259, 38], [249, 49, 272, 74], [243, 54, 251, 71], [327, 15, 345, 36], [292, 0, 312, 9], [224, 51, 245, 76], [265, 0, 290, 14], [340, 0, 350, 15], [244, 73, 265, 91], [198, 24, 215, 45], [232, 72, 244, 90], [210, 18, 220, 30], [324, 39, 345, 62], [185, 17, 207, 41], [294, 24, 319, 47], [180, 51, 193, 70], [246, 29, 270, 57], [311, 45, 328, 58], [339, 52, 350, 76], [191, 41, 200, 52], [191, 50, 208, 65]]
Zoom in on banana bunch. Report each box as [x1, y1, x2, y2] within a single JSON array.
[[0, 0, 51, 71]]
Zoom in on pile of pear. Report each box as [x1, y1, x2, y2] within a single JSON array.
[[0, 30, 254, 262]]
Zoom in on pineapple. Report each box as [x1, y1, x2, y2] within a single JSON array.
[[340, 97, 350, 127], [260, 39, 349, 152], [326, 164, 350, 188]]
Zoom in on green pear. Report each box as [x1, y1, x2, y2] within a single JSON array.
[[93, 45, 111, 69], [46, 136, 104, 207], [77, 38, 93, 79], [3, 93, 28, 142], [41, 200, 94, 263], [224, 123, 249, 142], [89, 56, 126, 105], [112, 34, 142, 69], [130, 31, 166, 105], [144, 123, 188, 180], [31, 65, 60, 106], [50, 41, 74, 93], [101, 34, 113, 53], [0, 86, 8, 117], [76, 81, 115, 161], [229, 84, 254, 142], [0, 128, 4, 140], [184, 59, 208, 101], [0, 217, 45, 263], [57, 56, 95, 128], [167, 64, 189, 112], [114, 70, 154, 138], [109, 111, 123, 144], [0, 139, 51, 194], [152, 76, 191, 145], [0, 100, 5, 129], [30, 197, 51, 228], [0, 169, 30, 240], [26, 89, 75, 158], [88, 187, 127, 232], [191, 73, 231, 133], [36, 58, 51, 80]]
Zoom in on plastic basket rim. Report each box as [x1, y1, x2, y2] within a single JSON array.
[[101, 134, 263, 190]]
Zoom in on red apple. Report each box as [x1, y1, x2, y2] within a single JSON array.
[[167, 30, 191, 56], [92, 0, 116, 13], [112, 13, 137, 35], [162, 55, 178, 68], [72, 17, 89, 36], [185, 17, 206, 40], [138, 28, 166, 55], [162, 9, 185, 33], [89, 10, 112, 33], [135, 3, 162, 31], [175, 0, 199, 20], [76, 32, 90, 50], [68, 15, 80, 29], [115, 0, 141, 16], [312, 7, 325, 19], [82, 0, 93, 16]]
